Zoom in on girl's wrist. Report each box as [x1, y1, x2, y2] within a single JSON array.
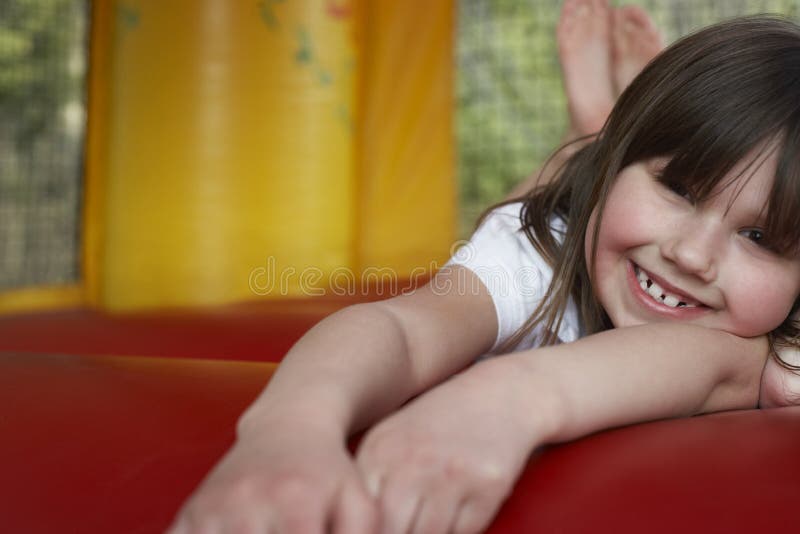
[[236, 399, 348, 443], [456, 355, 562, 450]]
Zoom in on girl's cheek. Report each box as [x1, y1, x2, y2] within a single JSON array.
[[727, 267, 798, 337]]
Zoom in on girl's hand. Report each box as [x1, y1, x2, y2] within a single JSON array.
[[355, 360, 538, 534], [168, 422, 378, 534]]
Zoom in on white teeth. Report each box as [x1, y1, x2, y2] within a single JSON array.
[[647, 282, 663, 299], [634, 265, 699, 308], [663, 295, 679, 307]]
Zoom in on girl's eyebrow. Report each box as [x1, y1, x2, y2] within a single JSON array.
[[740, 210, 768, 227]]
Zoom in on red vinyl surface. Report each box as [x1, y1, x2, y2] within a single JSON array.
[[3, 351, 800, 533], [0, 287, 426, 362], [0, 300, 354, 362]]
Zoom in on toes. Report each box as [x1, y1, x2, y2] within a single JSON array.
[[611, 8, 627, 52], [559, 0, 611, 36], [610, 5, 664, 95], [559, 0, 583, 31], [619, 5, 654, 31], [616, 5, 664, 44], [593, 0, 611, 13]]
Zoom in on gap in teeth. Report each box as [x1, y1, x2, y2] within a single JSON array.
[[635, 265, 694, 308]]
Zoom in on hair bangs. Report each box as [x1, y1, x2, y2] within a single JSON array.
[[599, 15, 800, 258], [765, 118, 800, 256]]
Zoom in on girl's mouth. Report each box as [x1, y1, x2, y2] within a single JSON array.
[[627, 262, 710, 317], [633, 265, 701, 308]]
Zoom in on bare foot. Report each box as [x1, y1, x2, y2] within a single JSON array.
[[557, 0, 616, 136], [611, 5, 664, 96]]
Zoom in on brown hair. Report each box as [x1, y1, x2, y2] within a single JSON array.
[[494, 15, 800, 364]]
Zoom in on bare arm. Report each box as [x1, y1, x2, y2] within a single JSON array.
[[356, 323, 768, 533], [171, 266, 498, 533], [488, 323, 767, 444], [238, 265, 498, 439]]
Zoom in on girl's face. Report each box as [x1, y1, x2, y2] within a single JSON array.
[[587, 148, 800, 337]]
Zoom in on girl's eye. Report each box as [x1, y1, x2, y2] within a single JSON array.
[[663, 181, 693, 201], [740, 228, 766, 245]]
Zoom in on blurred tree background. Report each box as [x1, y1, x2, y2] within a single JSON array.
[[456, 0, 800, 237], [0, 0, 87, 290]]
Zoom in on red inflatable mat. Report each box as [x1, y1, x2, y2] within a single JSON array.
[[0, 286, 427, 362], [0, 299, 355, 362], [2, 351, 799, 533]]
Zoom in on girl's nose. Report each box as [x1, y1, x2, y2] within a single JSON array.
[[659, 221, 720, 282]]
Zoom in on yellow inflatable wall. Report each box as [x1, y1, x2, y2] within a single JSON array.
[[87, 0, 454, 310], [357, 1, 456, 278]]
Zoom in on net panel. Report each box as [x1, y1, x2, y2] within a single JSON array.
[[0, 0, 89, 290]]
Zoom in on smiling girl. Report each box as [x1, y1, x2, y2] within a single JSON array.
[[171, 13, 800, 534]]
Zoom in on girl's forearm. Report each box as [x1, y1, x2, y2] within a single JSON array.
[[473, 323, 767, 446], [237, 303, 420, 440], [238, 266, 498, 442]]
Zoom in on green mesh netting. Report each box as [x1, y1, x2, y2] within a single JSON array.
[[0, 0, 88, 290]]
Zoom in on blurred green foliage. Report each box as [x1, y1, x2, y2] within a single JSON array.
[[0, 0, 83, 149], [0, 0, 87, 289], [456, 0, 800, 237]]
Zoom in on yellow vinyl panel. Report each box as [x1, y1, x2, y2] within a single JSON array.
[[101, 0, 357, 309], [82, 0, 114, 307], [356, 0, 456, 277], [0, 285, 84, 314]]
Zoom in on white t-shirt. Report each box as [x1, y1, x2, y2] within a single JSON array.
[[445, 202, 583, 353]]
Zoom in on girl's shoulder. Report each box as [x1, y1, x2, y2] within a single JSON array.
[[447, 202, 581, 352], [474, 202, 567, 244]]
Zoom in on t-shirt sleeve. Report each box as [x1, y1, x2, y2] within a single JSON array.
[[444, 203, 579, 352]]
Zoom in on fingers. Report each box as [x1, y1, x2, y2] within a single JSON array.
[[354, 395, 522, 534], [169, 475, 331, 534], [378, 473, 423, 534], [364, 469, 384, 499], [277, 505, 327, 534], [359, 465, 502, 534], [260, 474, 331, 534], [374, 485, 501, 534], [408, 490, 461, 534], [451, 496, 503, 534], [331, 479, 380, 534]]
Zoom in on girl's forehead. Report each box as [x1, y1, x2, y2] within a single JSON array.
[[729, 141, 780, 179], [724, 160, 775, 222]]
